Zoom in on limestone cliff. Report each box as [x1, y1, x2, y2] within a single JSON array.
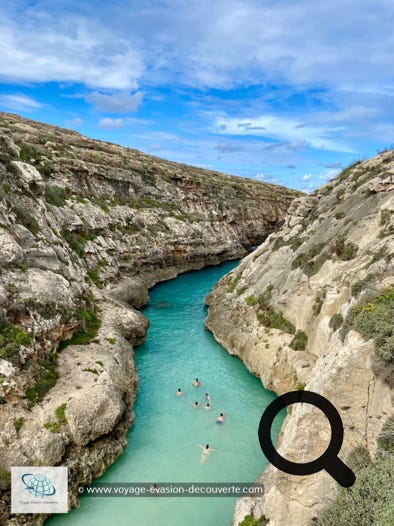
[[0, 112, 299, 525], [205, 153, 394, 525]]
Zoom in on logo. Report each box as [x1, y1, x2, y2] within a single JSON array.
[[22, 473, 56, 498], [11, 466, 68, 514]]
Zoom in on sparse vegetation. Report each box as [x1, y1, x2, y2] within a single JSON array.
[[256, 296, 295, 334], [62, 229, 96, 258], [13, 206, 40, 235], [312, 292, 325, 316], [329, 313, 344, 331], [13, 417, 25, 432], [291, 243, 328, 276], [44, 421, 60, 433], [86, 267, 102, 288], [19, 143, 41, 163], [55, 403, 67, 425], [45, 184, 67, 207], [315, 421, 394, 526], [58, 297, 101, 350], [351, 274, 376, 297], [0, 319, 31, 364], [289, 331, 308, 350], [25, 353, 59, 407], [238, 515, 268, 526], [246, 295, 258, 307], [352, 286, 394, 363], [227, 275, 241, 293]]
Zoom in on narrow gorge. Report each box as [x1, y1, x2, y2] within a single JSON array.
[[0, 112, 298, 525]]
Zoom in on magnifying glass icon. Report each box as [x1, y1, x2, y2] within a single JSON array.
[[258, 390, 356, 487]]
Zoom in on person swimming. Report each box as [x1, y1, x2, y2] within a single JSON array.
[[192, 378, 201, 387], [192, 401, 199, 408], [205, 393, 211, 402], [204, 402, 211, 410], [199, 444, 215, 455], [176, 388, 183, 396], [216, 412, 225, 423]]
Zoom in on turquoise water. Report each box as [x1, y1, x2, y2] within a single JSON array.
[[48, 261, 283, 526]]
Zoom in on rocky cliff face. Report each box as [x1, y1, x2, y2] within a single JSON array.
[[205, 153, 394, 525], [0, 112, 299, 525]]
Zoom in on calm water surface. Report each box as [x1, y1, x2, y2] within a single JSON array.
[[48, 261, 283, 526]]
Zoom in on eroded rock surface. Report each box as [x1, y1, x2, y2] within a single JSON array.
[[206, 153, 394, 525]]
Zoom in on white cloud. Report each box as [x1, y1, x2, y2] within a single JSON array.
[[86, 91, 144, 113], [212, 113, 353, 152], [0, 8, 144, 90], [98, 118, 126, 129], [301, 174, 312, 181], [1, 1, 394, 93], [0, 93, 42, 111], [67, 117, 83, 128]]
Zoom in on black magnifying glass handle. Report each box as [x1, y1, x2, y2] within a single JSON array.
[[324, 456, 356, 488]]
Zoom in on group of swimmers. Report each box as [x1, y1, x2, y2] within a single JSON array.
[[176, 378, 226, 457]]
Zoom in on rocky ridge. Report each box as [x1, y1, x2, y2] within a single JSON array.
[[0, 112, 299, 525], [205, 152, 394, 525]]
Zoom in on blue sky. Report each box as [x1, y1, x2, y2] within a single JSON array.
[[1, 1, 394, 192]]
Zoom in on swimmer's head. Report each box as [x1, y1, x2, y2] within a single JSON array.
[[195, 378, 199, 381], [205, 444, 209, 449], [178, 388, 181, 391], [206, 403, 210, 407], [220, 413, 223, 416], [194, 401, 198, 405]]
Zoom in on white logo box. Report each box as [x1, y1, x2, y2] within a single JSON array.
[[11, 466, 68, 514]]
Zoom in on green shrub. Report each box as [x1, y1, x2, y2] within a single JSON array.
[[257, 309, 295, 334], [312, 293, 324, 316], [62, 229, 96, 258], [95, 360, 104, 367], [378, 415, 394, 454], [289, 331, 308, 350], [19, 143, 41, 162], [58, 301, 101, 351], [45, 184, 67, 207], [238, 515, 268, 526], [351, 274, 376, 297], [337, 242, 358, 261], [292, 243, 328, 276], [106, 338, 116, 345], [13, 417, 25, 431], [227, 275, 240, 293], [25, 353, 59, 406], [315, 453, 394, 525], [246, 295, 258, 307], [335, 211, 345, 220], [0, 322, 31, 364], [13, 206, 40, 235], [329, 313, 344, 331], [352, 286, 394, 362], [44, 421, 60, 433], [86, 268, 102, 288], [55, 403, 67, 425]]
